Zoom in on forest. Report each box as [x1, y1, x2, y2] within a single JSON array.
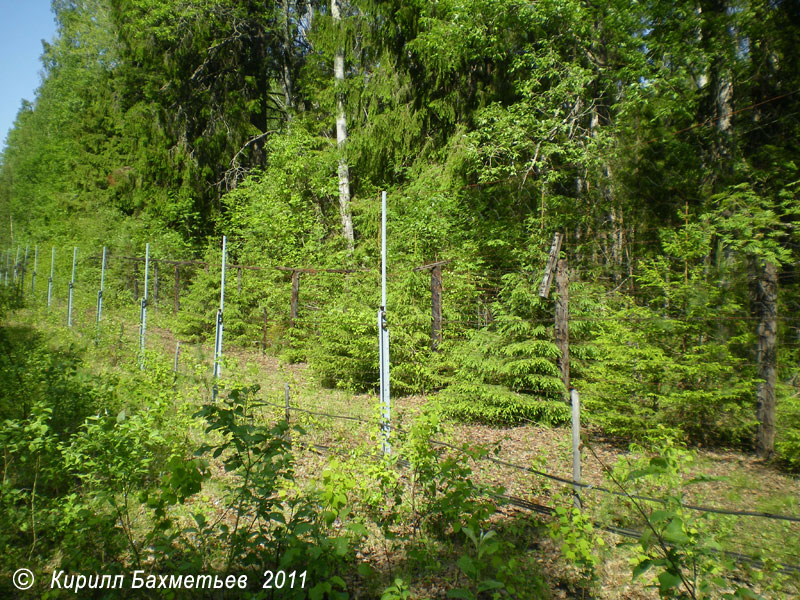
[[1, 0, 799, 598]]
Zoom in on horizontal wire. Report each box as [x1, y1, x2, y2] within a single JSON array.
[[253, 396, 800, 524]]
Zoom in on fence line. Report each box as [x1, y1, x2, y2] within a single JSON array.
[[296, 437, 800, 576], [251, 397, 800, 524]]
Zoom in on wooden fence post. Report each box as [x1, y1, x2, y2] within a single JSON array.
[[174, 265, 180, 314], [262, 307, 268, 352], [290, 270, 300, 327], [431, 264, 443, 351], [751, 259, 777, 459], [555, 258, 570, 392], [237, 266, 242, 295], [414, 260, 450, 351]]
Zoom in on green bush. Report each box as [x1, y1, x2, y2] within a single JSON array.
[[438, 272, 568, 425]]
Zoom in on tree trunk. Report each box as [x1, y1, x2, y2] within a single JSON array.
[[281, 0, 294, 115], [332, 0, 354, 252], [750, 259, 777, 459]]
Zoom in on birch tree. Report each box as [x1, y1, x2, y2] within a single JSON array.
[[332, 0, 354, 251]]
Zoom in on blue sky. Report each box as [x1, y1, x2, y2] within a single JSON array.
[[0, 1, 58, 150]]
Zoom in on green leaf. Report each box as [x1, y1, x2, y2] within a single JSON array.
[[663, 518, 689, 545], [633, 559, 652, 580], [658, 571, 682, 591]]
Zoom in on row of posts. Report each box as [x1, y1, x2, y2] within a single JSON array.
[[1, 241, 228, 394], [1, 223, 575, 480], [3, 244, 79, 325]]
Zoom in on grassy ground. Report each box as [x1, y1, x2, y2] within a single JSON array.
[[10, 296, 800, 599]]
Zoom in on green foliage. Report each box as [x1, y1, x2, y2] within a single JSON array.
[[448, 528, 505, 600], [578, 224, 759, 447], [439, 271, 569, 425], [188, 386, 360, 597], [776, 390, 800, 470], [381, 577, 412, 600], [548, 503, 605, 585], [401, 410, 500, 536], [602, 440, 781, 599]]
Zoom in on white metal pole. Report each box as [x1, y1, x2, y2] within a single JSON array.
[[47, 247, 55, 306], [31, 245, 38, 293], [14, 246, 20, 283], [97, 246, 106, 323], [67, 247, 77, 327], [571, 388, 582, 509], [140, 244, 149, 368], [379, 191, 391, 455], [21, 245, 28, 293], [381, 192, 387, 309], [213, 236, 227, 385]]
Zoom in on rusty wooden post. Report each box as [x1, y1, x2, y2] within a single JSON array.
[[262, 307, 268, 353], [555, 258, 570, 393], [414, 260, 450, 351], [431, 264, 443, 351], [173, 265, 180, 314], [290, 270, 300, 327], [153, 261, 159, 308], [237, 266, 242, 295], [538, 232, 563, 298]]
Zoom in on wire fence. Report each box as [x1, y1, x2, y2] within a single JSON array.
[[252, 397, 800, 524], [4, 245, 800, 581], [272, 404, 800, 576]]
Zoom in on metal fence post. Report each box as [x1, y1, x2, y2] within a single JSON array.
[[21, 245, 28, 293], [31, 245, 38, 294], [571, 388, 582, 509], [173, 340, 181, 373], [139, 243, 150, 369], [284, 383, 291, 444], [67, 247, 77, 327], [97, 246, 107, 323], [47, 247, 55, 307], [13, 246, 20, 283], [378, 191, 391, 455], [212, 236, 227, 399]]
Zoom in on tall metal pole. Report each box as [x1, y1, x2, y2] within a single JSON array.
[[47, 247, 55, 306], [570, 388, 582, 509], [378, 191, 391, 455], [139, 244, 150, 368], [212, 236, 227, 399], [14, 246, 20, 283], [67, 247, 77, 327], [21, 245, 29, 293], [31, 245, 38, 294], [97, 246, 107, 323]]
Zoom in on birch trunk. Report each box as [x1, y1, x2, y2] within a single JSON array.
[[332, 0, 354, 251]]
